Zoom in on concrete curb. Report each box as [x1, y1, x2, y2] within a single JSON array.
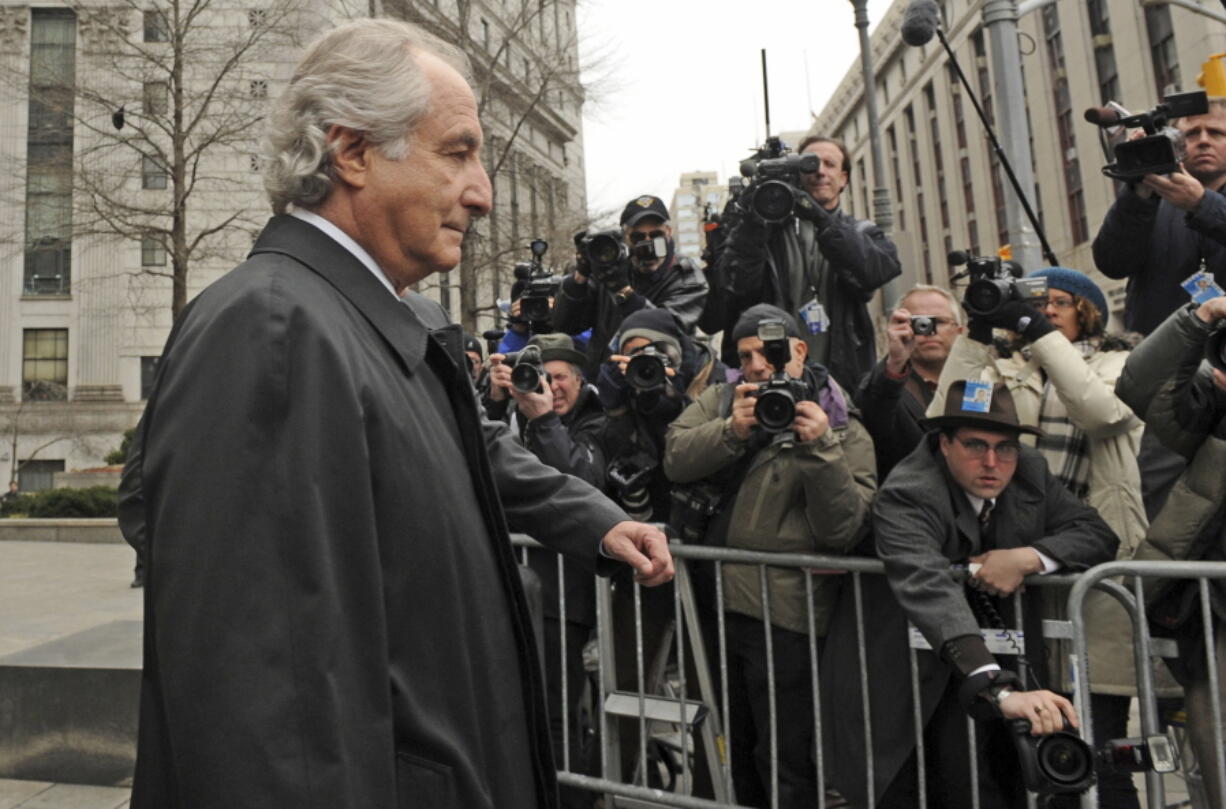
[[0, 520, 124, 545]]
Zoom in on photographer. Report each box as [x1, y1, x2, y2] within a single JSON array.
[[866, 380, 1117, 808], [1093, 100, 1226, 335], [553, 195, 708, 379], [926, 267, 1154, 808], [854, 284, 964, 479], [715, 136, 900, 390], [1117, 295, 1226, 808], [488, 332, 605, 808], [663, 303, 876, 808]]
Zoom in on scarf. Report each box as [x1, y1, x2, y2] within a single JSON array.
[[1035, 339, 1095, 500]]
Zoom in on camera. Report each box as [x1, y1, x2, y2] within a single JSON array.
[[502, 345, 549, 394], [1010, 719, 1094, 796], [949, 250, 1047, 319], [607, 450, 658, 521], [578, 229, 630, 282], [739, 137, 820, 224], [910, 315, 937, 336], [1206, 323, 1226, 373], [1097, 733, 1179, 775], [751, 318, 809, 433], [513, 239, 562, 325], [1093, 91, 1209, 181], [625, 345, 672, 393]]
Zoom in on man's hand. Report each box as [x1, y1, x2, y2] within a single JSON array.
[[999, 689, 1079, 735], [510, 384, 552, 420], [1195, 294, 1226, 324], [730, 383, 759, 440], [791, 400, 830, 443], [488, 354, 511, 402], [601, 521, 674, 586], [885, 308, 916, 376], [1142, 165, 1206, 212], [968, 547, 1043, 597]]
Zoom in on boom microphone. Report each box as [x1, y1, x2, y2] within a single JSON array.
[[1084, 106, 1122, 127], [901, 0, 941, 47]]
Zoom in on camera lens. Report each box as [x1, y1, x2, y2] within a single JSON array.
[[911, 316, 936, 336], [521, 295, 550, 323], [626, 354, 667, 392], [752, 180, 796, 223], [511, 363, 543, 393], [965, 279, 1006, 317], [1037, 734, 1094, 786], [754, 388, 796, 432], [1206, 327, 1226, 373], [587, 233, 623, 266]]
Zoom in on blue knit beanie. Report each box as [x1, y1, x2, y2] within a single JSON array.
[[1026, 267, 1109, 327]]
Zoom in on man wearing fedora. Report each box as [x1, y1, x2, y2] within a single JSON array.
[[824, 380, 1117, 808]]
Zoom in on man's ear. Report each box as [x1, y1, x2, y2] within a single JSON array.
[[938, 432, 952, 458], [790, 337, 807, 363], [326, 125, 373, 190]]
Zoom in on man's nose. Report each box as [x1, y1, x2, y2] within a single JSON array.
[[464, 163, 493, 216]]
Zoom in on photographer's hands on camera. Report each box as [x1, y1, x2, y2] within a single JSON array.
[[965, 300, 1054, 345], [885, 308, 919, 376], [1124, 127, 1209, 211], [729, 383, 829, 443], [487, 353, 552, 418]]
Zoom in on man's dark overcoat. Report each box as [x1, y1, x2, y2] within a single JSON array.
[[129, 215, 628, 809], [821, 433, 1117, 807]]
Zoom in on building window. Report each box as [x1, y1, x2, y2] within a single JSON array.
[[24, 10, 76, 298], [143, 81, 168, 116], [18, 460, 65, 493], [141, 356, 161, 400], [142, 155, 167, 190], [1042, 5, 1089, 245], [247, 9, 266, 28], [143, 9, 168, 42], [249, 79, 267, 98], [481, 18, 489, 50], [926, 83, 950, 231], [22, 329, 69, 401], [1145, 5, 1180, 96], [141, 236, 166, 266], [1087, 0, 1120, 102]]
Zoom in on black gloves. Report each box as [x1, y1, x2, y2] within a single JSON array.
[[597, 261, 631, 294], [967, 300, 1054, 344]]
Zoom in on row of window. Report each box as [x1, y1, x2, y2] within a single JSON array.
[[16, 328, 160, 401]]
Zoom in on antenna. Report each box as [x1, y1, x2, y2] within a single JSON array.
[[760, 49, 771, 139]]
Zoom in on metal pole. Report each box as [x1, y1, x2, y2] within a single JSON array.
[[1142, 0, 1226, 26], [982, 0, 1043, 271], [851, 0, 900, 311]]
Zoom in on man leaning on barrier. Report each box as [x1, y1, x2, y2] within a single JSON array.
[[1116, 294, 1226, 807], [863, 380, 1118, 808], [664, 303, 876, 808]]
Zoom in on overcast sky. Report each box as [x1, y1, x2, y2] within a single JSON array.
[[576, 0, 888, 224]]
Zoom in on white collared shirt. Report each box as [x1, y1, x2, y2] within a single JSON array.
[[290, 208, 399, 299]]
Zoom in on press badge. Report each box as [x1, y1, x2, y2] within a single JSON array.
[[799, 299, 829, 335], [1180, 270, 1225, 305], [961, 380, 993, 414]]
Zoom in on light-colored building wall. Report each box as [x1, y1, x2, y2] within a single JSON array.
[[670, 170, 723, 261], [0, 0, 586, 486], [811, 0, 1226, 325]]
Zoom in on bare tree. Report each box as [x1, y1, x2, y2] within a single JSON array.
[[3, 382, 74, 485], [5, 0, 303, 320]]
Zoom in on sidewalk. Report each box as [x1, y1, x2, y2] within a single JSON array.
[[0, 780, 128, 809]]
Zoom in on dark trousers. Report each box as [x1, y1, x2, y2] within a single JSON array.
[[543, 616, 594, 809], [1088, 693, 1140, 809], [879, 675, 1027, 809], [724, 611, 819, 809]]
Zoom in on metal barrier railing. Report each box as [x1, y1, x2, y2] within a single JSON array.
[[512, 535, 1226, 809]]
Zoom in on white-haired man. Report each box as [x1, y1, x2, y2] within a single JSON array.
[[127, 19, 671, 809]]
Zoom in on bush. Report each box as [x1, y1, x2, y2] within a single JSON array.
[[104, 428, 137, 466], [2, 486, 118, 518]]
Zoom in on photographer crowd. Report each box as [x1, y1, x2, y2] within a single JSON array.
[[479, 110, 1226, 809]]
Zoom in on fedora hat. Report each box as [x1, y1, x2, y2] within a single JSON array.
[[921, 380, 1043, 437]]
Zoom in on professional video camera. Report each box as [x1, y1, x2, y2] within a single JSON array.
[[577, 228, 631, 284], [1009, 719, 1095, 797], [949, 250, 1047, 319], [1086, 90, 1209, 181], [501, 344, 549, 394], [738, 137, 821, 224], [513, 238, 562, 325], [625, 345, 673, 393], [751, 318, 809, 433]]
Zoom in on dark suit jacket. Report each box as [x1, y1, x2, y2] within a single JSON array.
[[129, 215, 628, 809], [822, 432, 1117, 807]]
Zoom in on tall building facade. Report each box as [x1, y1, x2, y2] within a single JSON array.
[[811, 0, 1226, 323], [670, 171, 724, 261], [0, 0, 586, 488]]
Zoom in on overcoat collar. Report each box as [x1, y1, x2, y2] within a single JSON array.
[[249, 214, 429, 375]]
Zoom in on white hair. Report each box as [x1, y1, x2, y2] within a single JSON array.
[[900, 283, 964, 326], [262, 18, 470, 215]]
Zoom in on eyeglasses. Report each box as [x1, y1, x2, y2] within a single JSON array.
[[628, 230, 667, 244], [1044, 297, 1076, 310], [954, 437, 1021, 461]]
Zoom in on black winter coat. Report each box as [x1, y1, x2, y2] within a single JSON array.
[[853, 359, 934, 480], [128, 216, 628, 809]]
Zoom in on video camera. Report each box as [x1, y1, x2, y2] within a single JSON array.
[[513, 239, 562, 325], [501, 344, 549, 394], [739, 137, 820, 224], [1087, 90, 1209, 181], [949, 250, 1047, 319], [751, 318, 808, 433], [577, 228, 631, 284]]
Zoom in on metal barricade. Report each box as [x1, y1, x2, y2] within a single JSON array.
[[512, 535, 1226, 809]]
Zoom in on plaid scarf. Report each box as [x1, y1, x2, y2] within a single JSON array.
[[1035, 340, 1096, 500]]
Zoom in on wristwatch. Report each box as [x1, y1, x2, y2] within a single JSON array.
[[990, 685, 1016, 707], [613, 285, 634, 304]]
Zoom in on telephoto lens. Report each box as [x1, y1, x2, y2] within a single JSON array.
[[753, 385, 797, 433], [625, 347, 669, 393]]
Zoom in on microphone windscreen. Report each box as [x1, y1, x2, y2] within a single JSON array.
[[1083, 106, 1120, 126], [901, 0, 940, 47]]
